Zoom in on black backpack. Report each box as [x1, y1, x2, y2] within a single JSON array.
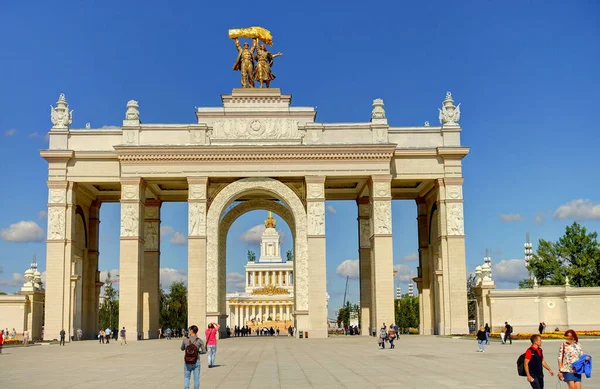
[[517, 347, 533, 376]]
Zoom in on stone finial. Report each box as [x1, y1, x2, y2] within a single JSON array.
[[533, 276, 539, 287], [21, 255, 43, 292], [371, 98, 387, 124], [50, 93, 73, 129], [85, 122, 91, 129], [125, 100, 140, 121], [565, 276, 570, 286], [424, 121, 430, 127], [438, 91, 461, 126], [475, 265, 482, 285]]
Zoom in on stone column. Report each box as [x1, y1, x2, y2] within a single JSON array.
[[357, 197, 373, 336], [416, 198, 433, 335], [188, 177, 208, 332], [44, 181, 77, 341], [235, 305, 240, 327], [246, 272, 250, 287], [82, 200, 101, 339], [119, 178, 146, 341], [305, 176, 327, 338], [435, 178, 469, 335], [142, 200, 161, 339], [369, 176, 394, 332]]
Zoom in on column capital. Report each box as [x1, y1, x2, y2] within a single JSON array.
[[187, 176, 209, 185], [305, 176, 325, 201], [369, 176, 392, 201]]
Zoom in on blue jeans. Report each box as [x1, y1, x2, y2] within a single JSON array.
[[184, 360, 200, 389], [478, 339, 486, 351], [207, 345, 217, 366], [485, 332, 489, 344]]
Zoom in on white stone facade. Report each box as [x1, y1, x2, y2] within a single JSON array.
[[41, 88, 470, 340]]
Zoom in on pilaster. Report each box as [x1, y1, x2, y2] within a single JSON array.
[[82, 200, 101, 339], [118, 178, 146, 341], [369, 175, 394, 332], [305, 176, 328, 338], [142, 200, 161, 339], [44, 181, 77, 341], [188, 177, 208, 333], [435, 178, 468, 335], [416, 198, 433, 335], [357, 196, 373, 336]]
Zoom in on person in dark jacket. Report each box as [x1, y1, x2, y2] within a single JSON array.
[[484, 323, 491, 344], [524, 334, 555, 389], [476, 326, 487, 352]]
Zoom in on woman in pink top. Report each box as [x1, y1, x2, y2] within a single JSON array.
[[205, 322, 220, 368]]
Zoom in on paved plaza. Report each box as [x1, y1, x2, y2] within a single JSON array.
[[1, 335, 598, 389]]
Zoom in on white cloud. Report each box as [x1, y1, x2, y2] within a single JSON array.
[[160, 268, 187, 288], [554, 199, 600, 221], [99, 269, 120, 284], [160, 225, 174, 237], [336, 259, 359, 279], [492, 259, 528, 283], [4, 128, 16, 136], [400, 253, 418, 261], [0, 221, 45, 242], [38, 211, 48, 220], [28, 132, 41, 138], [326, 205, 337, 214], [534, 212, 546, 224], [393, 264, 415, 283], [239, 224, 265, 242], [0, 273, 25, 287], [170, 231, 187, 245], [227, 272, 246, 292], [499, 213, 523, 222]]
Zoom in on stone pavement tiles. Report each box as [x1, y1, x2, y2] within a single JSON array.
[[1, 335, 598, 388]]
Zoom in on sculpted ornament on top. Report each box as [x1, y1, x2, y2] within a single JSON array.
[[210, 117, 302, 140], [438, 91, 461, 126], [50, 94, 73, 129]]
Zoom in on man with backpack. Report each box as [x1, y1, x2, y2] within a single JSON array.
[[378, 324, 388, 349], [519, 334, 554, 389], [181, 325, 206, 389]]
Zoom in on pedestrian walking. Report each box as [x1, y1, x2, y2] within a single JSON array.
[[504, 321, 513, 345], [484, 323, 490, 345], [104, 328, 111, 344], [387, 324, 396, 349], [181, 325, 205, 389], [76, 328, 82, 341], [378, 324, 387, 349], [558, 329, 591, 388], [524, 334, 555, 389], [0, 329, 4, 355], [476, 326, 487, 352], [120, 327, 127, 345], [23, 330, 29, 346], [59, 329, 66, 346], [205, 322, 220, 368]]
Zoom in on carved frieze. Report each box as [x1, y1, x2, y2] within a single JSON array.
[[47, 207, 65, 240], [446, 203, 465, 236], [120, 203, 139, 237], [374, 182, 390, 198], [144, 221, 159, 251], [373, 201, 392, 235], [359, 218, 371, 248], [188, 202, 206, 237], [307, 202, 325, 236], [209, 118, 302, 140], [145, 206, 159, 219], [121, 185, 138, 200], [446, 185, 463, 200], [189, 184, 207, 200]]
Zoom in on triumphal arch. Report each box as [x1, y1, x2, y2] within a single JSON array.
[[41, 29, 469, 341]]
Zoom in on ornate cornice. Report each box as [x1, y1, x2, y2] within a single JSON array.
[[114, 144, 396, 163]]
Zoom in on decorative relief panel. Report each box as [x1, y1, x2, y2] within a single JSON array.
[[373, 201, 392, 235], [374, 182, 390, 198], [306, 183, 324, 199], [145, 206, 159, 219], [120, 203, 139, 237], [374, 128, 388, 143], [358, 203, 370, 218], [359, 219, 371, 248], [188, 202, 206, 237], [144, 221, 159, 251], [47, 207, 65, 240], [446, 185, 463, 200], [206, 178, 308, 313], [446, 203, 465, 236], [210, 118, 302, 140], [307, 202, 325, 236], [189, 184, 207, 200], [48, 189, 65, 204], [121, 185, 138, 200]]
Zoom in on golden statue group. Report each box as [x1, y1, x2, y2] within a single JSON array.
[[229, 26, 282, 88]]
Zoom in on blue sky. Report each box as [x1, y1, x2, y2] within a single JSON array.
[[0, 1, 599, 318]]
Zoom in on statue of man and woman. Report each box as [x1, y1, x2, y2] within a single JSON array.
[[233, 38, 282, 88]]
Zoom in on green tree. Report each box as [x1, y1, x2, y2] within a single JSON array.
[[160, 281, 188, 330], [466, 274, 477, 321], [518, 278, 534, 289], [396, 295, 419, 332], [99, 272, 119, 329], [524, 222, 600, 287]]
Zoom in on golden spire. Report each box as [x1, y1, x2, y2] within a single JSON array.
[[264, 211, 276, 228]]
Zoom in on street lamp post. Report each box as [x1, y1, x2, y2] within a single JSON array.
[[524, 232, 533, 283]]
